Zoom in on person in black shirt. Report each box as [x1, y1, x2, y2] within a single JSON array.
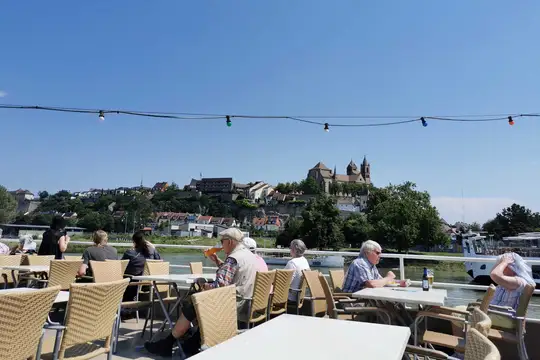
[[121, 231, 161, 302], [38, 216, 69, 259], [122, 231, 161, 276]]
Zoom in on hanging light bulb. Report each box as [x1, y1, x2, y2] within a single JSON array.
[[324, 123, 329, 132], [508, 116, 514, 126], [226, 115, 232, 127], [421, 117, 428, 127], [98, 110, 105, 121]]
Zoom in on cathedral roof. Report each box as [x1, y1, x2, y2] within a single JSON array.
[[310, 162, 331, 171]]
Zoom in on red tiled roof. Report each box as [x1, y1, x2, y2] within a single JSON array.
[[252, 217, 267, 226]]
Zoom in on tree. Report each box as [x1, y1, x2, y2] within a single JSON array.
[[301, 194, 344, 249], [299, 177, 322, 195], [342, 213, 372, 247], [78, 211, 114, 232], [276, 217, 303, 248], [366, 182, 447, 252], [38, 190, 49, 200], [470, 222, 482, 232], [482, 203, 540, 239], [0, 186, 17, 224]]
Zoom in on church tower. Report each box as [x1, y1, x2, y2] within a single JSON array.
[[360, 156, 371, 184], [346, 160, 359, 175]]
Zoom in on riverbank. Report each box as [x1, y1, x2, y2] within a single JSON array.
[[66, 235, 276, 254], [343, 248, 465, 272]]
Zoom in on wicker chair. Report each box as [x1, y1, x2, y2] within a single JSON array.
[[268, 269, 294, 319], [26, 255, 55, 266], [0, 285, 61, 360], [318, 273, 392, 323], [27, 260, 82, 290], [0, 254, 23, 288], [89, 261, 152, 353], [414, 307, 494, 356], [243, 270, 275, 328], [40, 279, 129, 360], [486, 284, 534, 360], [405, 326, 501, 360], [287, 273, 308, 315], [63, 256, 82, 261], [189, 262, 203, 274], [19, 255, 55, 285], [104, 259, 129, 275], [329, 269, 345, 292], [192, 285, 239, 350]]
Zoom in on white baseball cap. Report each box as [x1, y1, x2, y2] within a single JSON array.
[[242, 237, 257, 251]]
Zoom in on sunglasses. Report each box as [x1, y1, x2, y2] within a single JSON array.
[[374, 250, 382, 256]]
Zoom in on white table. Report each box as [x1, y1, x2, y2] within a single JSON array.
[[131, 273, 216, 342], [0, 287, 69, 303], [352, 287, 447, 307], [190, 314, 410, 360], [132, 273, 216, 285], [1, 265, 50, 286]]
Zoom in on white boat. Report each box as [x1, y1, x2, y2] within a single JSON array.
[[263, 255, 344, 268], [463, 231, 540, 287]]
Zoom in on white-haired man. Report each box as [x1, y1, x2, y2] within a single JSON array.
[[145, 228, 258, 357], [243, 237, 268, 272], [342, 240, 396, 293]]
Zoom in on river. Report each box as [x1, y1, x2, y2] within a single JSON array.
[[69, 252, 540, 318]]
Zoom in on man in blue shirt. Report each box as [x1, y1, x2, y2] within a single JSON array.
[[342, 240, 396, 293]]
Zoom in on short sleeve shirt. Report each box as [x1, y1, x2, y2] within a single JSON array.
[[342, 256, 382, 293], [82, 245, 118, 275], [491, 277, 527, 310]]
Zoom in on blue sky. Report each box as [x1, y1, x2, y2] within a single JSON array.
[[2, 1, 540, 224]]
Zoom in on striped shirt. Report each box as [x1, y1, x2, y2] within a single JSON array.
[[491, 277, 527, 310], [342, 256, 382, 293]]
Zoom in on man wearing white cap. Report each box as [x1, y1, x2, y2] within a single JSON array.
[[243, 237, 268, 272], [145, 227, 258, 357]]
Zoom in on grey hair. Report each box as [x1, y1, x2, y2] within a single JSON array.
[[360, 240, 381, 256], [290, 239, 307, 257]]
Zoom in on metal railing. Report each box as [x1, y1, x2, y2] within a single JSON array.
[[3, 238, 540, 297]]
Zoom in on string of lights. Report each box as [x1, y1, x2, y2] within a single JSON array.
[[0, 103, 537, 131]]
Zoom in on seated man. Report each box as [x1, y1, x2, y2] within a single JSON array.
[[242, 237, 268, 272], [144, 228, 258, 357], [342, 240, 395, 293]]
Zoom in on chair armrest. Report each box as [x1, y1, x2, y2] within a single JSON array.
[[488, 304, 515, 313], [23, 276, 48, 284], [289, 288, 301, 293], [405, 345, 449, 359], [488, 309, 518, 319], [416, 311, 467, 324], [236, 329, 247, 335], [127, 281, 152, 287], [333, 292, 353, 297], [77, 275, 94, 281], [45, 324, 66, 331], [304, 296, 326, 301], [342, 306, 388, 314], [337, 298, 359, 304], [430, 306, 471, 317]]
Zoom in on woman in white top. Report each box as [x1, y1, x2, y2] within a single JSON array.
[[285, 239, 310, 301]]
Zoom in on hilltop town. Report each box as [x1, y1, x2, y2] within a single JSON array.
[[4, 159, 373, 239]]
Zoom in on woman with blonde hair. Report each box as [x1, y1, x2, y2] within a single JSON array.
[[77, 230, 118, 277]]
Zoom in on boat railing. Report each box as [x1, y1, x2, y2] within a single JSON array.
[[65, 240, 540, 295], [4, 239, 540, 322]]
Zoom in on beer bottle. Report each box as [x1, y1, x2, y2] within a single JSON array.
[[422, 267, 429, 291]]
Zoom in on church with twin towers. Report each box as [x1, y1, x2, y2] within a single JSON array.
[[306, 157, 371, 194]]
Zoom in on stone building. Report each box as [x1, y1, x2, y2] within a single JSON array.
[[307, 157, 371, 194]]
